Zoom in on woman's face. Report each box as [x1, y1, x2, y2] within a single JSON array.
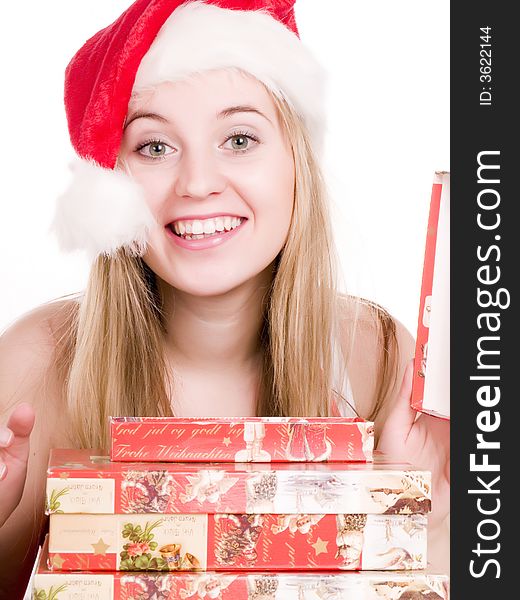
[[119, 69, 295, 297]]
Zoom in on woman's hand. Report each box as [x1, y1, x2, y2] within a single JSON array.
[[0, 403, 35, 528], [376, 360, 450, 527]]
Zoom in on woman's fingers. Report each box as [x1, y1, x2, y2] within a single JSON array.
[[0, 426, 14, 448], [3, 403, 35, 462], [0, 403, 35, 526], [6, 402, 35, 437], [0, 425, 15, 480], [1, 403, 35, 481]]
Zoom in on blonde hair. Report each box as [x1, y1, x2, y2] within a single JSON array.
[[55, 82, 398, 449]]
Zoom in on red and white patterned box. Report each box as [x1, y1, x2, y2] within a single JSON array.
[[35, 536, 451, 599], [46, 449, 431, 516], [48, 512, 428, 572], [411, 171, 450, 419], [109, 416, 374, 463]]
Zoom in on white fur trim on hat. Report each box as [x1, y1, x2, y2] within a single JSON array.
[[51, 159, 156, 260], [134, 0, 327, 154]]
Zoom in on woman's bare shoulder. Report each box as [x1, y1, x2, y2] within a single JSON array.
[[337, 294, 414, 351], [336, 294, 415, 420], [0, 298, 79, 418]]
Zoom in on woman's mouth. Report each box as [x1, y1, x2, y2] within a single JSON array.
[[165, 215, 247, 250], [169, 216, 244, 240]]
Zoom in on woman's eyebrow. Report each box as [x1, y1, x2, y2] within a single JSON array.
[[124, 105, 272, 130], [124, 111, 168, 130], [217, 105, 272, 124]]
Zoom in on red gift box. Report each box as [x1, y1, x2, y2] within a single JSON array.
[[35, 535, 451, 599], [411, 171, 450, 419], [109, 416, 374, 463], [48, 512, 428, 572], [46, 449, 431, 516]]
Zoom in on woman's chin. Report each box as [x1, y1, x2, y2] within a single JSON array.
[[163, 276, 252, 298], [147, 255, 279, 300]]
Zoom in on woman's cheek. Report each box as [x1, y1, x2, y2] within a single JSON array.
[[140, 171, 174, 215]]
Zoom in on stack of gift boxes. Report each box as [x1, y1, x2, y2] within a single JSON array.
[[33, 417, 449, 599]]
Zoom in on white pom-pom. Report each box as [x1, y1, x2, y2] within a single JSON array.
[[50, 158, 156, 260]]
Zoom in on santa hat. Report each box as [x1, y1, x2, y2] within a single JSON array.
[[52, 0, 327, 259]]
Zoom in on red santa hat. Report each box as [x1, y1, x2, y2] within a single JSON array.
[[52, 0, 327, 259]]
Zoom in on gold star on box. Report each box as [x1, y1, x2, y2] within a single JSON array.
[[51, 554, 65, 569], [311, 537, 329, 556], [222, 437, 232, 447], [91, 538, 111, 556]]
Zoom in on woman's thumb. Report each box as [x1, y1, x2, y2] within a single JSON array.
[[6, 403, 35, 438]]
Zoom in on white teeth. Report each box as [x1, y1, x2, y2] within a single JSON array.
[[172, 216, 243, 239], [203, 220, 216, 234], [191, 220, 203, 235]]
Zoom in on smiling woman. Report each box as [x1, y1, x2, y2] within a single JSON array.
[[59, 62, 352, 438], [119, 73, 295, 297], [0, 0, 449, 594]]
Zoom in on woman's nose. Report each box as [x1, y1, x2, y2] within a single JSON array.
[[173, 146, 227, 200]]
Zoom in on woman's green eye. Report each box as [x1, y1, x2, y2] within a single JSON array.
[[230, 135, 249, 151], [149, 142, 167, 157], [136, 131, 258, 160], [135, 139, 174, 160]]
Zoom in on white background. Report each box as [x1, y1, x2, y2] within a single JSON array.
[[0, 0, 449, 335]]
